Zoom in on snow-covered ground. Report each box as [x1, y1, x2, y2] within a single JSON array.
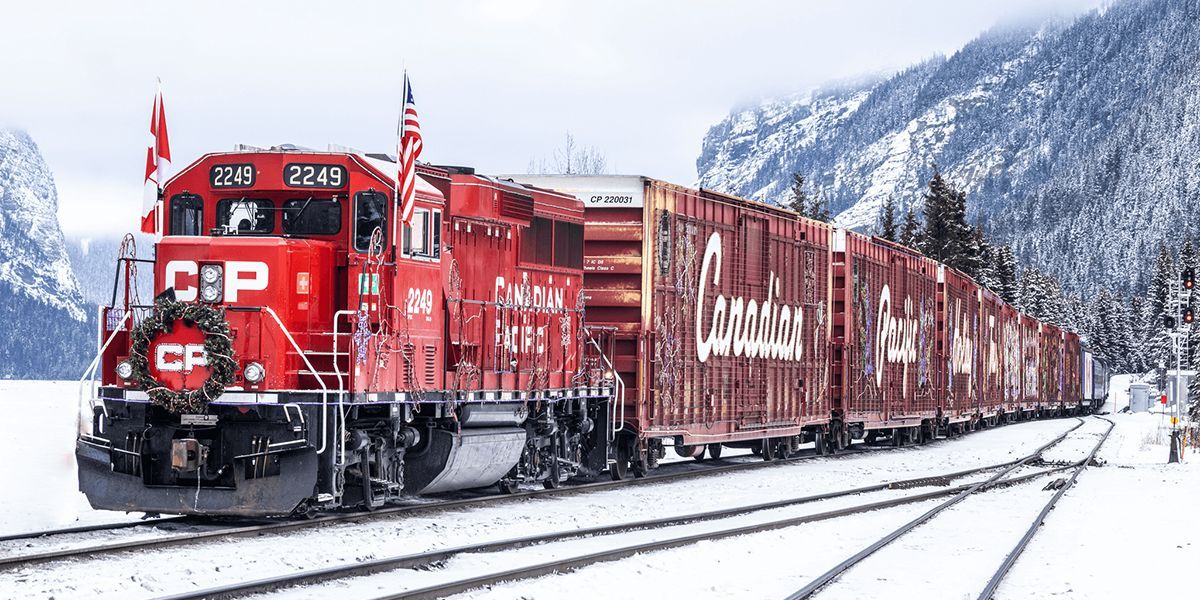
[[0, 380, 148, 537], [1, 377, 1195, 600]]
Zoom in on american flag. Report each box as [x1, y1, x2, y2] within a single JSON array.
[[397, 74, 423, 225]]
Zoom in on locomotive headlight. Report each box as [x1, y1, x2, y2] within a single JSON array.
[[200, 285, 223, 303], [243, 361, 265, 384], [199, 264, 224, 303], [115, 360, 134, 380], [200, 264, 223, 284]]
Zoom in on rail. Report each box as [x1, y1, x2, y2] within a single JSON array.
[[977, 416, 1116, 599], [77, 307, 132, 427]]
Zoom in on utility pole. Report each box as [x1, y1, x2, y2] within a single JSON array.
[[1169, 267, 1195, 463]]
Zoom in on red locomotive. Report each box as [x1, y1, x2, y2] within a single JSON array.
[[77, 154, 1103, 518], [78, 149, 611, 516]]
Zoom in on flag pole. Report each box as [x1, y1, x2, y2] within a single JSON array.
[[154, 79, 164, 238], [393, 71, 407, 259]]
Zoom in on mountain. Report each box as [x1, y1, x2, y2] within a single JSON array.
[[697, 0, 1200, 297], [67, 234, 155, 308], [0, 128, 94, 378]]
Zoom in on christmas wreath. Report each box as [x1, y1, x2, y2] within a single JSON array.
[[128, 298, 237, 414]]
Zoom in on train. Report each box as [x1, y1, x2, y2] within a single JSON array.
[[75, 148, 1109, 517]]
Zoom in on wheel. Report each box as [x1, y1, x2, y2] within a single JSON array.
[[865, 430, 878, 445], [892, 429, 904, 447], [497, 479, 519, 494], [777, 439, 792, 460], [707, 443, 723, 459], [815, 429, 827, 455], [543, 446, 562, 489], [610, 441, 630, 481], [761, 438, 777, 461], [751, 444, 763, 456]]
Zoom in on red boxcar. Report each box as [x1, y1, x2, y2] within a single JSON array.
[[977, 286, 1007, 419], [1000, 301, 1024, 413], [1040, 323, 1064, 409], [510, 175, 834, 462], [1020, 314, 1041, 412], [1062, 330, 1083, 409], [832, 232, 940, 436], [939, 266, 981, 425]]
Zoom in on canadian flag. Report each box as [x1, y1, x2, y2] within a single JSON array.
[[140, 82, 172, 235]]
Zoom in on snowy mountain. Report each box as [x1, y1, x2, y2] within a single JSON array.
[[66, 234, 155, 308], [0, 129, 93, 378], [697, 0, 1200, 297]]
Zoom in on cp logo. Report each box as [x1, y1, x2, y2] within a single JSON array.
[[156, 343, 208, 373], [164, 260, 269, 302]]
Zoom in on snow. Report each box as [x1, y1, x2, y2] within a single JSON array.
[[0, 381, 148, 537], [2, 377, 1195, 600]]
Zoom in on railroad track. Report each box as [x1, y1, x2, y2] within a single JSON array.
[[0, 515, 191, 543], [976, 416, 1115, 600], [145, 420, 1086, 600], [3, 411, 1059, 559], [1, 434, 880, 569], [787, 415, 1114, 600]]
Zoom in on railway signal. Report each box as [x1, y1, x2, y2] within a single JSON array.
[[1184, 267, 1195, 290], [1184, 305, 1195, 324]]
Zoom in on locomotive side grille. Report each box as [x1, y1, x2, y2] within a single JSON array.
[[424, 345, 438, 385], [498, 192, 534, 221]]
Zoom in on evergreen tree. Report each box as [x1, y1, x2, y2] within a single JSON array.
[[1146, 245, 1177, 369], [899, 207, 920, 248], [787, 172, 809, 217], [918, 166, 975, 274], [1129, 295, 1149, 373], [809, 188, 832, 223], [878, 197, 898, 241], [994, 245, 1020, 305], [972, 225, 997, 289]]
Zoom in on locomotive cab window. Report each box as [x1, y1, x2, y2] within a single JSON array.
[[282, 198, 341, 236], [216, 198, 274, 234], [169, 194, 204, 236], [402, 207, 440, 259], [353, 191, 388, 253]]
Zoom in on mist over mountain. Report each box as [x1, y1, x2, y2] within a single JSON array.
[[698, 0, 1200, 297]]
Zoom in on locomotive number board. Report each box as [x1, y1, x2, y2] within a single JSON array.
[[210, 164, 256, 188], [284, 163, 347, 188]]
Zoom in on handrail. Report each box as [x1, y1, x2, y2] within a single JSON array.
[[584, 326, 625, 438], [77, 307, 132, 432], [330, 310, 354, 393], [261, 307, 336, 456]]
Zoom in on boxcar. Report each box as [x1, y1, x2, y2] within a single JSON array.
[[831, 233, 940, 441], [1019, 314, 1042, 413], [508, 175, 835, 467], [1062, 331, 1083, 411], [978, 286, 1007, 420], [1040, 323, 1064, 411], [940, 266, 981, 426], [1000, 301, 1024, 415]]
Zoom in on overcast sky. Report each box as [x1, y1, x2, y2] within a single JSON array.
[[1, 0, 1102, 237]]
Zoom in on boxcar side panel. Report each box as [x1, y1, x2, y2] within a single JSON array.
[[940, 267, 981, 422], [978, 287, 1007, 417], [836, 233, 939, 429]]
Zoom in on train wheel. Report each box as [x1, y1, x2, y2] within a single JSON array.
[[777, 440, 792, 460], [497, 479, 520, 495], [892, 429, 903, 447], [865, 430, 878, 445], [543, 443, 562, 490], [610, 441, 630, 481], [707, 443, 723, 459], [815, 429, 827, 455], [761, 438, 777, 461]]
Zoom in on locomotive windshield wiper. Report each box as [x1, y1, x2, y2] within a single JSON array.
[[289, 195, 315, 228]]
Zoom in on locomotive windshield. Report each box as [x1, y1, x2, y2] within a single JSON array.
[[216, 198, 274, 234], [282, 198, 341, 235]]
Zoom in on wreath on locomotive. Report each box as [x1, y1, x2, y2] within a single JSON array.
[[126, 296, 238, 414]]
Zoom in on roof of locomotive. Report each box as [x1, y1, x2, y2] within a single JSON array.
[[166, 148, 446, 199]]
